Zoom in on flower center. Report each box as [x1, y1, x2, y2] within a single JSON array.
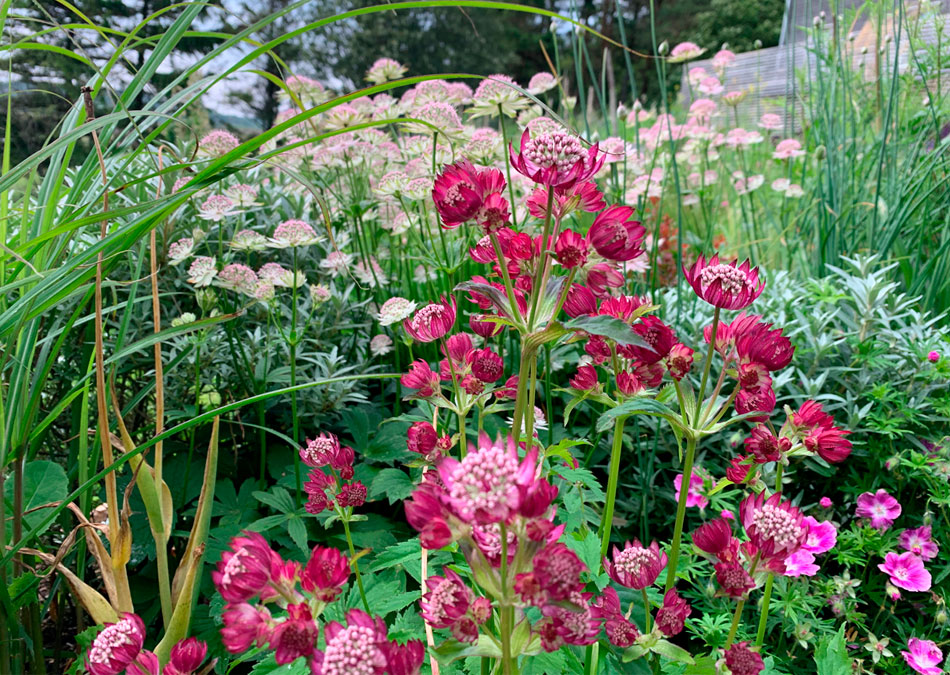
[[614, 546, 656, 577], [448, 445, 518, 521], [412, 303, 447, 331], [699, 263, 750, 295], [524, 132, 585, 173], [323, 625, 381, 675], [751, 505, 802, 548]]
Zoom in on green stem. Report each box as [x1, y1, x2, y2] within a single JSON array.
[[499, 523, 517, 675], [527, 188, 555, 330], [498, 104, 519, 230], [664, 434, 697, 593], [600, 417, 626, 559], [489, 232, 525, 331], [341, 512, 370, 614], [641, 587, 652, 633], [695, 306, 721, 418], [755, 575, 774, 647], [725, 599, 746, 648], [290, 246, 302, 507]]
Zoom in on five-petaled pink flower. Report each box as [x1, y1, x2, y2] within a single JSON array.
[[801, 516, 837, 554], [899, 525, 939, 561], [674, 472, 709, 509], [878, 551, 932, 592], [902, 638, 944, 675], [855, 489, 902, 530]]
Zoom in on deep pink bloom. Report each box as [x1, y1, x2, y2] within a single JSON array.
[[407, 422, 439, 460], [726, 454, 755, 484], [604, 540, 667, 589], [674, 472, 708, 509], [734, 386, 776, 422], [616, 371, 644, 396], [899, 526, 939, 561], [404, 477, 455, 549], [336, 481, 367, 508], [304, 468, 335, 514], [684, 254, 764, 310], [570, 364, 598, 391], [878, 551, 932, 592], [86, 613, 146, 675], [270, 603, 317, 664], [553, 229, 589, 270], [432, 159, 506, 229], [630, 315, 675, 364], [655, 589, 691, 637], [316, 609, 390, 674], [819, 497, 833, 508], [469, 313, 504, 338], [403, 296, 456, 342], [902, 638, 944, 675], [724, 642, 765, 675], [494, 375, 519, 400], [804, 424, 852, 464], [801, 516, 837, 554], [791, 399, 832, 428], [588, 205, 646, 261], [212, 531, 278, 603], [420, 568, 473, 629], [783, 550, 819, 577], [692, 518, 733, 557], [744, 426, 791, 464], [470, 347, 504, 382], [476, 192, 511, 233], [401, 360, 440, 397], [928, 350, 940, 363], [384, 639, 425, 675], [739, 492, 807, 563], [526, 542, 587, 603], [598, 295, 648, 323], [855, 489, 902, 530], [539, 593, 602, 648], [591, 587, 639, 647], [443, 333, 474, 363], [586, 263, 625, 296], [166, 638, 207, 675], [737, 362, 772, 393], [509, 129, 603, 189], [527, 180, 606, 219], [667, 343, 694, 380], [220, 603, 272, 654], [300, 433, 348, 470], [126, 651, 159, 675], [300, 546, 350, 602], [735, 322, 794, 372], [715, 561, 755, 598]]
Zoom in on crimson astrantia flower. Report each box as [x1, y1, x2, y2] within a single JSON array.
[[220, 603, 272, 654], [476, 191, 511, 233], [539, 592, 603, 648], [212, 531, 279, 603], [404, 475, 455, 549], [899, 525, 939, 561], [585, 336, 612, 364], [126, 651, 159, 675], [586, 262, 624, 297], [570, 364, 598, 391], [166, 638, 207, 675], [692, 518, 733, 556], [420, 567, 473, 629], [878, 551, 932, 592], [300, 433, 340, 469], [403, 296, 456, 342], [590, 587, 639, 647], [269, 603, 317, 664], [469, 234, 498, 263], [735, 386, 776, 422], [855, 489, 902, 530], [300, 546, 350, 601], [667, 342, 694, 380], [803, 424, 852, 464], [469, 347, 504, 382], [604, 539, 667, 589], [509, 129, 603, 189], [655, 589, 692, 637], [739, 492, 807, 563], [494, 374, 519, 400], [401, 360, 440, 397], [616, 371, 644, 396], [744, 425, 791, 464], [736, 321, 794, 371], [336, 482, 367, 508], [383, 639, 425, 675], [737, 362, 772, 393], [588, 205, 646, 261], [407, 421, 439, 460], [432, 159, 506, 229], [443, 333, 474, 363], [315, 609, 390, 675], [726, 454, 755, 484], [706, 312, 763, 359], [725, 642, 765, 675], [554, 229, 589, 268], [715, 561, 755, 598], [86, 613, 146, 675], [598, 294, 648, 323], [631, 315, 675, 364], [533, 542, 587, 601], [304, 468, 335, 514], [684, 254, 764, 310], [469, 313, 503, 338]]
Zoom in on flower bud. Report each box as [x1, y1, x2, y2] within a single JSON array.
[[814, 144, 827, 160], [937, 610, 948, 625], [196, 288, 217, 313], [658, 41, 669, 56], [885, 456, 899, 471], [754, 39, 763, 49], [885, 582, 901, 602]]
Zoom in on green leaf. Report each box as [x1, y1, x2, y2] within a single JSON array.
[[563, 530, 603, 576], [652, 638, 695, 664], [364, 539, 421, 574], [432, 635, 503, 665], [4, 460, 68, 540], [815, 625, 852, 675], [555, 465, 605, 502], [252, 487, 296, 514], [682, 655, 719, 674], [286, 517, 309, 556], [369, 468, 415, 504], [596, 396, 681, 434], [563, 314, 653, 349]]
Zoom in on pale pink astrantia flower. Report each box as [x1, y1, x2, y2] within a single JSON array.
[[197, 195, 239, 222], [270, 219, 321, 248], [527, 72, 558, 95], [376, 297, 417, 326], [668, 42, 706, 63], [758, 113, 783, 130], [230, 229, 268, 251], [673, 472, 708, 509], [801, 516, 837, 554], [187, 256, 217, 287], [902, 638, 944, 675], [369, 334, 393, 357], [198, 130, 239, 157], [772, 138, 805, 159], [320, 251, 355, 277], [855, 489, 902, 530], [878, 551, 932, 592], [168, 238, 194, 265], [899, 526, 939, 561], [783, 550, 819, 577]]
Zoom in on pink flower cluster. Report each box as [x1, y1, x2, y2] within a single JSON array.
[[86, 613, 207, 675], [299, 432, 366, 513]]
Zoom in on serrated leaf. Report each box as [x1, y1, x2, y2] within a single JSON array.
[[555, 466, 605, 502], [369, 468, 415, 504], [432, 635, 503, 665], [563, 530, 602, 573], [563, 314, 653, 349], [652, 638, 695, 664], [682, 654, 718, 674], [815, 625, 851, 675], [286, 516, 309, 555], [596, 396, 681, 433], [364, 539, 421, 574], [252, 487, 295, 514]]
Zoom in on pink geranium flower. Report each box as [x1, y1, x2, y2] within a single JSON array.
[[674, 472, 708, 509], [899, 526, 939, 561], [801, 516, 837, 554], [878, 551, 932, 592], [855, 489, 902, 530], [902, 638, 944, 675], [783, 550, 819, 577]]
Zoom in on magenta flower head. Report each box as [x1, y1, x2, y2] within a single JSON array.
[[86, 613, 146, 675], [570, 364, 598, 391], [691, 518, 733, 557], [166, 638, 208, 675], [927, 350, 940, 363], [407, 421, 439, 460], [604, 539, 667, 589], [588, 205, 646, 261], [432, 159, 506, 230], [724, 642, 765, 675], [744, 425, 791, 464], [819, 496, 833, 508], [403, 296, 456, 342], [736, 322, 794, 372], [221, 602, 272, 654], [783, 550, 819, 577], [212, 531, 278, 603], [401, 360, 441, 398], [554, 229, 590, 268], [384, 639, 426, 675], [509, 129, 603, 189], [470, 347, 504, 383], [300, 432, 341, 468], [300, 545, 350, 602], [878, 551, 932, 592], [739, 491, 807, 563], [405, 474, 456, 549], [667, 342, 694, 380], [801, 516, 837, 554], [317, 608, 390, 674], [674, 472, 708, 509], [715, 561, 755, 598], [855, 489, 902, 530], [902, 638, 944, 675], [899, 525, 939, 561], [270, 603, 317, 664], [421, 567, 473, 629], [735, 386, 776, 422], [655, 588, 692, 637], [684, 254, 764, 310]]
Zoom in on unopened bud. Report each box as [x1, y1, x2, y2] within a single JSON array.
[[705, 581, 717, 598], [936, 610, 948, 625], [814, 144, 827, 160], [754, 39, 763, 49], [813, 16, 823, 27], [885, 582, 901, 602], [923, 511, 933, 526], [885, 456, 899, 471], [658, 41, 669, 56], [196, 288, 217, 313]]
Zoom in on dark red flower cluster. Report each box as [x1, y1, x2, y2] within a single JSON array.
[[299, 432, 365, 513]]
